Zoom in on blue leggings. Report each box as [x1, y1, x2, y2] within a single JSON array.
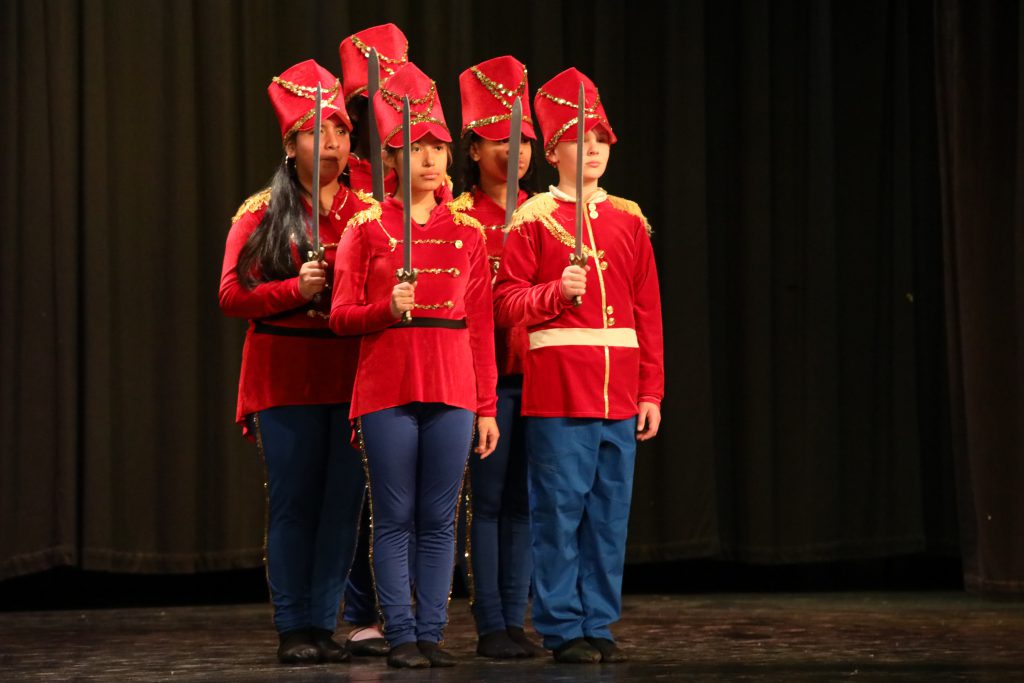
[[254, 404, 365, 634], [463, 377, 531, 635], [360, 403, 474, 646]]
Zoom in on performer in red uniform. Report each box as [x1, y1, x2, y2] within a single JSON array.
[[219, 59, 375, 665], [493, 67, 664, 664], [450, 55, 546, 659], [330, 62, 499, 669], [338, 23, 404, 196]]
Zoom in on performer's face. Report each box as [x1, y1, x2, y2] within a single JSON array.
[[470, 135, 533, 186], [287, 117, 351, 189], [547, 128, 610, 186], [389, 134, 450, 194]]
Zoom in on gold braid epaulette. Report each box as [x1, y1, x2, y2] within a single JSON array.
[[608, 195, 653, 235], [345, 196, 383, 232], [447, 196, 487, 242], [448, 191, 475, 214], [230, 188, 271, 224], [507, 193, 600, 258]]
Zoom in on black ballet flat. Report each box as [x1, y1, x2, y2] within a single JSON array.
[[552, 637, 602, 664], [506, 626, 548, 658], [387, 641, 431, 668], [476, 629, 527, 659], [311, 628, 351, 663], [277, 629, 320, 665], [585, 636, 628, 663], [417, 640, 458, 667]]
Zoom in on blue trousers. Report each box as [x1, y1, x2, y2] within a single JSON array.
[[254, 404, 365, 634], [525, 416, 637, 649], [463, 377, 531, 635], [360, 403, 474, 646]]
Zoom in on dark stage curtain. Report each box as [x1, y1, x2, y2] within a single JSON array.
[[935, 0, 1024, 596], [0, 0, 1017, 595]]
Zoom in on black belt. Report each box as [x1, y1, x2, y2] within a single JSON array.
[[390, 317, 467, 329], [253, 321, 339, 339]]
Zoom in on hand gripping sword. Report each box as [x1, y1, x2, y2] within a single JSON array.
[[395, 95, 416, 323], [568, 83, 588, 306]]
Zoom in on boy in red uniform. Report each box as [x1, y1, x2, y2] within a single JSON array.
[[493, 67, 664, 664]]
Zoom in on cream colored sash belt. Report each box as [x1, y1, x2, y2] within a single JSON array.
[[528, 327, 639, 351]]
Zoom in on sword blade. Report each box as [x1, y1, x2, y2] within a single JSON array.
[[574, 83, 585, 260], [311, 82, 323, 256], [367, 49, 385, 202], [402, 95, 412, 274], [502, 98, 522, 246]]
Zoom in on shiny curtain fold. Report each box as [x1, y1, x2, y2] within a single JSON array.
[[934, 0, 1024, 596]]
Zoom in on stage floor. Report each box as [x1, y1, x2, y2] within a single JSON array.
[[1, 593, 1022, 681]]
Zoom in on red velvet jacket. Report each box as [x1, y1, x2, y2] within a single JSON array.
[[493, 188, 664, 419], [449, 188, 531, 377], [219, 186, 374, 436], [329, 196, 498, 419]]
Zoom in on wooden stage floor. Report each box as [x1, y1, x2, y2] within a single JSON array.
[[1, 593, 1022, 681]]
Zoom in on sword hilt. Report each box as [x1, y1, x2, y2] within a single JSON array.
[[307, 247, 327, 305], [395, 267, 417, 323], [569, 252, 588, 307]]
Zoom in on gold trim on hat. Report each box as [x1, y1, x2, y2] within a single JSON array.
[[270, 77, 343, 137], [461, 65, 532, 136], [351, 34, 409, 73], [379, 80, 437, 112], [536, 86, 610, 153], [381, 114, 450, 147]]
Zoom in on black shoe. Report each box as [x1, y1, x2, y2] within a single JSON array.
[[277, 629, 320, 665], [585, 637, 628, 663], [387, 642, 430, 669], [552, 637, 602, 664], [506, 626, 547, 658], [417, 641, 458, 667], [311, 628, 351, 663], [476, 629, 527, 659], [346, 626, 390, 656]]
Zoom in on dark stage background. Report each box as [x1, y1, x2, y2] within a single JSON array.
[[1, 0, 1021, 601]]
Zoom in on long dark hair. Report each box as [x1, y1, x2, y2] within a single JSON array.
[[235, 153, 314, 288], [459, 131, 538, 195]]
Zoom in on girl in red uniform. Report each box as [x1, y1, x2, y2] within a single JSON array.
[[219, 59, 374, 665], [450, 55, 546, 659], [330, 62, 499, 669]]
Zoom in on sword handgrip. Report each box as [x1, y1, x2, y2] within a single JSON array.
[[395, 267, 418, 324], [569, 252, 588, 307]]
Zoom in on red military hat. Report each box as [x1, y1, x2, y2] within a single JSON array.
[[373, 62, 451, 148], [339, 23, 410, 103], [267, 59, 350, 139], [458, 55, 536, 141], [533, 67, 617, 155]]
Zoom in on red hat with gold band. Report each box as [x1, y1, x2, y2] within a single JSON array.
[[339, 23, 409, 103], [373, 62, 451, 148], [458, 55, 536, 141], [533, 67, 616, 155], [267, 59, 350, 139]]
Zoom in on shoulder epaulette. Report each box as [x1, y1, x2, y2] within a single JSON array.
[[607, 195, 653, 235], [231, 188, 271, 224], [447, 194, 487, 241], [448, 191, 475, 214], [508, 193, 558, 233], [345, 199, 383, 232], [352, 188, 378, 206]]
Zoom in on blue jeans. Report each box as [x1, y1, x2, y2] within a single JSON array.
[[255, 404, 365, 634], [360, 403, 474, 646], [525, 416, 637, 649]]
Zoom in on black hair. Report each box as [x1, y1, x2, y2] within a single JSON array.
[[459, 131, 538, 195], [235, 152, 314, 288]]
